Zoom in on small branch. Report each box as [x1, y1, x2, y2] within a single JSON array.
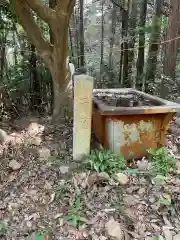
[[110, 0, 127, 12], [67, 0, 76, 14], [55, 0, 75, 18], [25, 0, 56, 24]]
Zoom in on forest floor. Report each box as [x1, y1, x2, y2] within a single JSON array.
[[0, 116, 180, 240]]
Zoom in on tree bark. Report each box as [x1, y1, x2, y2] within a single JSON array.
[[29, 44, 41, 110], [136, 0, 147, 90], [119, 1, 129, 87], [145, 0, 164, 92], [49, 0, 57, 111], [108, 3, 117, 83], [50, 22, 70, 119], [99, 0, 104, 85], [73, 8, 80, 68], [128, 0, 138, 87], [0, 11, 8, 83], [79, 0, 85, 68], [163, 0, 180, 79], [122, 3, 129, 87]]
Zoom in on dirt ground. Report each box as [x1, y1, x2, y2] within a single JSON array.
[[0, 115, 180, 240]]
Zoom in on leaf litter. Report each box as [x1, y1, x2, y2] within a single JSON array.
[[0, 117, 180, 239]]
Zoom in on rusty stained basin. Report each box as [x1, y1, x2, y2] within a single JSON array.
[[92, 88, 180, 160]]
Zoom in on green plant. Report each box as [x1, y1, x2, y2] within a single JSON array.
[[148, 147, 176, 176], [0, 221, 7, 235], [150, 237, 164, 240], [26, 231, 48, 240], [63, 194, 87, 228], [55, 183, 71, 200], [87, 149, 126, 175]]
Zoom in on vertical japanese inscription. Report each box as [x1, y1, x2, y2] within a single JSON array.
[[73, 75, 94, 161]]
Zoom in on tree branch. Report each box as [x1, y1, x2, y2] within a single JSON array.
[[55, 0, 75, 18], [12, 0, 53, 67], [67, 0, 76, 17], [25, 0, 56, 24]]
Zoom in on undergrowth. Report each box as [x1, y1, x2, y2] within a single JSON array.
[[148, 147, 177, 176], [0, 221, 7, 236], [86, 149, 126, 175], [63, 191, 87, 228]]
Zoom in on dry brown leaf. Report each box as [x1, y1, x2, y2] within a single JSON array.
[[87, 172, 110, 186]]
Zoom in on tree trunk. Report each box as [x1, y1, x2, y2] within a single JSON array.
[[99, 0, 104, 85], [50, 24, 70, 120], [122, 3, 129, 87], [145, 0, 164, 92], [74, 8, 80, 68], [136, 0, 147, 90], [29, 44, 41, 110], [0, 43, 6, 83], [119, 1, 129, 87], [128, 0, 138, 87], [69, 27, 74, 59], [49, 0, 57, 112], [13, 31, 18, 65], [163, 0, 180, 79], [0, 14, 7, 83], [108, 3, 117, 83], [79, 0, 85, 68]]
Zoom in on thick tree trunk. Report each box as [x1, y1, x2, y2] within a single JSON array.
[[50, 24, 70, 121]]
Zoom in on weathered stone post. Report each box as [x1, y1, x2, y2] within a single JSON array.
[[73, 75, 94, 161]]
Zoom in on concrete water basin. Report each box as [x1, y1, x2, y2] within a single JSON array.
[[92, 88, 180, 160]]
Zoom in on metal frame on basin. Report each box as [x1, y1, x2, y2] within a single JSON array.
[[93, 88, 180, 115]]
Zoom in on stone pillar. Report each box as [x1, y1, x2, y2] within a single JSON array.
[[73, 75, 94, 161]]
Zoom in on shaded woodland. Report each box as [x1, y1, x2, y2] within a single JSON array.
[[0, 0, 180, 119], [1, 1, 180, 240]]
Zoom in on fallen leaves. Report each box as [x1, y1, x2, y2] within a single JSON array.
[[123, 195, 140, 206], [9, 160, 22, 170], [106, 217, 124, 240], [60, 165, 70, 174], [38, 147, 51, 160], [1, 116, 180, 239], [87, 172, 110, 186], [30, 136, 42, 146], [114, 172, 129, 185]]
